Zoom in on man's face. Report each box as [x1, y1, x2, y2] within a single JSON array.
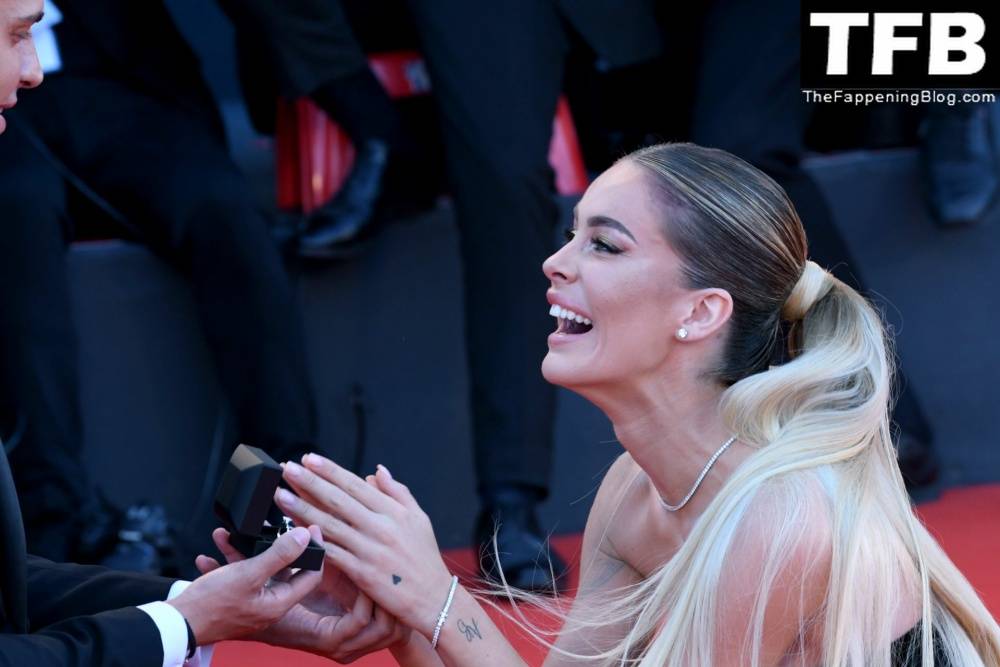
[[0, 0, 44, 133]]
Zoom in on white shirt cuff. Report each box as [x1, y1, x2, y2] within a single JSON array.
[[167, 580, 192, 601], [137, 581, 215, 667]]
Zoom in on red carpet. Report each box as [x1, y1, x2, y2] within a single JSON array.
[[915, 485, 1000, 618], [215, 484, 1000, 666]]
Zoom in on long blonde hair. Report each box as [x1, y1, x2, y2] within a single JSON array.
[[489, 143, 1000, 666]]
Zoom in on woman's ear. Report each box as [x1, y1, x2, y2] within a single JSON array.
[[678, 288, 733, 341]]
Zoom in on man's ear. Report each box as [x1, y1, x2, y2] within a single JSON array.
[[678, 288, 733, 341]]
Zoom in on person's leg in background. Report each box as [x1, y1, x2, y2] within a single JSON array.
[[220, 0, 400, 252], [63, 79, 321, 470], [0, 73, 318, 567], [407, 0, 566, 590], [0, 118, 110, 562], [687, 0, 938, 487]]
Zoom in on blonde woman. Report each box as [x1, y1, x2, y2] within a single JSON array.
[[276, 143, 1000, 666]]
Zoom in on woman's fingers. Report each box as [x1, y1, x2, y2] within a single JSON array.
[[336, 602, 406, 655], [299, 453, 401, 515], [274, 488, 369, 557], [335, 625, 401, 658], [277, 465, 337, 523], [324, 535, 364, 574], [350, 589, 374, 623], [316, 590, 373, 655], [331, 593, 382, 655], [274, 497, 369, 584], [282, 461, 372, 525], [373, 465, 419, 510]]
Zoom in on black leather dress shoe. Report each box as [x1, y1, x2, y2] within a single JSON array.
[[67, 498, 176, 575], [298, 139, 390, 258], [475, 488, 566, 595], [99, 503, 178, 576]]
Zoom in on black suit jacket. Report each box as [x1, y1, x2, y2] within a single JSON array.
[[0, 447, 172, 666], [218, 0, 665, 135], [554, 0, 664, 68], [51, 0, 224, 138]]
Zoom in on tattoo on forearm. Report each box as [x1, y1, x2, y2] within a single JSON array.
[[456, 618, 482, 642], [392, 574, 402, 585]]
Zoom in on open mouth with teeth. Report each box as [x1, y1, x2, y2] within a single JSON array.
[[549, 304, 594, 335]]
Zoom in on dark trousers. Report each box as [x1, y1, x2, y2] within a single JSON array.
[[687, 0, 933, 443], [0, 75, 317, 559], [218, 0, 371, 134], [407, 0, 570, 496], [220, 0, 367, 98]]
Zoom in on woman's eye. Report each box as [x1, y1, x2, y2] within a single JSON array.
[[562, 227, 621, 254], [592, 236, 621, 254]]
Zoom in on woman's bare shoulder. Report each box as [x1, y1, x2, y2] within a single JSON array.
[[583, 453, 657, 563], [736, 471, 835, 562], [713, 472, 837, 664], [589, 453, 644, 528], [575, 453, 646, 592]]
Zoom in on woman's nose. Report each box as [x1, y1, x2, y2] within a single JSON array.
[[542, 243, 575, 283]]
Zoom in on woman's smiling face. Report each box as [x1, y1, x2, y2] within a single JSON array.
[[542, 159, 699, 391]]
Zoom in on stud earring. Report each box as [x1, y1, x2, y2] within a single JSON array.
[[676, 328, 689, 340]]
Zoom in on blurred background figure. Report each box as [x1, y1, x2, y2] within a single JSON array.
[[920, 100, 1000, 227], [0, 0, 317, 570], [239, 0, 668, 592], [401, 0, 664, 592], [218, 0, 402, 256]]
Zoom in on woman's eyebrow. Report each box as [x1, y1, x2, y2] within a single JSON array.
[[571, 206, 637, 243], [587, 215, 637, 243]]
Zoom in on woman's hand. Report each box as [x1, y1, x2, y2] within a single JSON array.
[[276, 454, 455, 639], [196, 525, 410, 663], [168, 526, 321, 646]]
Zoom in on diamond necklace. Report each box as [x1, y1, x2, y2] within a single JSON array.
[[658, 436, 737, 512]]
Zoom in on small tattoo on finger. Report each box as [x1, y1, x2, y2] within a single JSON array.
[[392, 574, 402, 585]]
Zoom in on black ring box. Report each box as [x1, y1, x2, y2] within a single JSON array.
[[213, 444, 324, 571]]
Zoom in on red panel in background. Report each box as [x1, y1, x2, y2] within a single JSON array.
[[275, 52, 589, 216], [368, 50, 432, 98], [549, 97, 588, 198]]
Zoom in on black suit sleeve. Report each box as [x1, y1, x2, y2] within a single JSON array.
[[0, 557, 173, 665], [25, 556, 174, 629], [0, 606, 164, 667]]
